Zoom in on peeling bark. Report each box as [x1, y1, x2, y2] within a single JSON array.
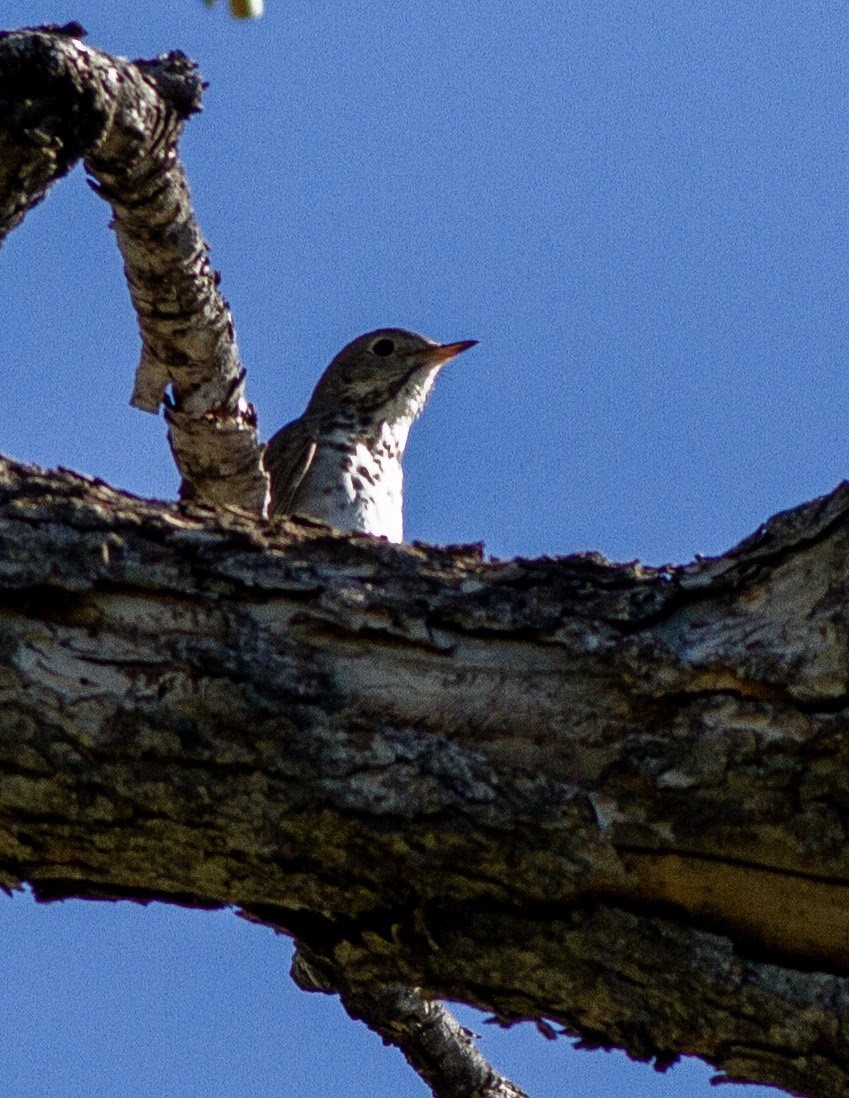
[[0, 26, 267, 512], [0, 456, 849, 1095]]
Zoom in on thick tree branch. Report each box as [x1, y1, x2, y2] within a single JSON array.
[[1, 455, 849, 1094], [0, 26, 267, 511]]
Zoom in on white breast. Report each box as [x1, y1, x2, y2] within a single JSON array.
[[292, 366, 441, 542], [298, 423, 406, 542]]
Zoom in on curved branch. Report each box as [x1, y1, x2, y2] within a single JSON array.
[[0, 26, 267, 512], [1, 456, 849, 1094]]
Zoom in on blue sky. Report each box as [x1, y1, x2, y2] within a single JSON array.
[[0, 1, 837, 1094]]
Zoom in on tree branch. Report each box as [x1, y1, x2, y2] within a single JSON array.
[[291, 948, 529, 1098], [1, 455, 849, 1094], [0, 26, 267, 512]]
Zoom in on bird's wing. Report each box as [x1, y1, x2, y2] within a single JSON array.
[[264, 419, 319, 516]]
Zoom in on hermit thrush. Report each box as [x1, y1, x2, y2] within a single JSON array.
[[264, 328, 477, 541]]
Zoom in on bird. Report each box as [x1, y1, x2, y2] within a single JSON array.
[[264, 328, 477, 542]]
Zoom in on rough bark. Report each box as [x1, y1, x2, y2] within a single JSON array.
[[1, 454, 849, 1096], [0, 25, 267, 512]]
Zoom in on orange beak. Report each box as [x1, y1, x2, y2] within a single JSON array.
[[424, 339, 479, 366]]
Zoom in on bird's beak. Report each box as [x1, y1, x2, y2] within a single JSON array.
[[425, 339, 479, 366]]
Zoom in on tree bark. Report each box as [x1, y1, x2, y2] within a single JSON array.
[[1, 454, 849, 1096]]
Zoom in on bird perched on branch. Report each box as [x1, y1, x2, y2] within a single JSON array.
[[264, 328, 477, 542]]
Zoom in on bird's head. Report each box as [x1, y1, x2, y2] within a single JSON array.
[[306, 328, 477, 421]]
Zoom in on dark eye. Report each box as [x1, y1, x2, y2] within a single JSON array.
[[371, 338, 395, 357]]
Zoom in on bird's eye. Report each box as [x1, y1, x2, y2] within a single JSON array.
[[371, 338, 395, 357]]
